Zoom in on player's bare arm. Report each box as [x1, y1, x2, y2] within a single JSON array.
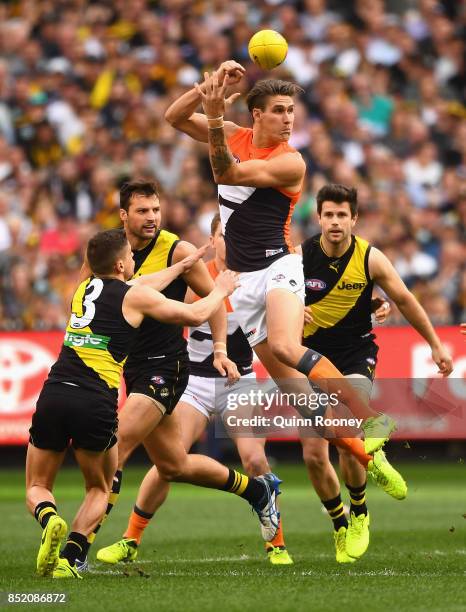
[[128, 244, 208, 290], [196, 72, 305, 190], [173, 241, 240, 382], [165, 61, 244, 143], [369, 247, 453, 376], [123, 271, 238, 328]]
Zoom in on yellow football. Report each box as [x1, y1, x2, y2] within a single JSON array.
[[248, 30, 288, 70]]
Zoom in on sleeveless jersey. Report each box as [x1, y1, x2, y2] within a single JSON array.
[[47, 277, 135, 399], [188, 260, 253, 378], [218, 127, 302, 272], [124, 229, 187, 369], [302, 234, 374, 352]]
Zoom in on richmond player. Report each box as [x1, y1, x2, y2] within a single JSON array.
[[298, 184, 453, 562]]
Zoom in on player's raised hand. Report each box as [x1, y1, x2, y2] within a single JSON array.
[[179, 243, 209, 273], [214, 269, 240, 296], [431, 344, 453, 377], [195, 71, 229, 119], [215, 60, 245, 86]]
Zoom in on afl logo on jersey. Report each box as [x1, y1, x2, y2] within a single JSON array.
[[305, 279, 327, 291], [151, 375, 165, 385]]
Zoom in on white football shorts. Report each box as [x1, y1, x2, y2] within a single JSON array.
[[229, 253, 305, 347]]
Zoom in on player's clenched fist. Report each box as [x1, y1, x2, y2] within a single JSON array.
[[215, 60, 245, 86]]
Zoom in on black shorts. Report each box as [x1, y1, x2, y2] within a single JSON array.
[[317, 338, 379, 381], [123, 354, 190, 415], [29, 383, 118, 452]]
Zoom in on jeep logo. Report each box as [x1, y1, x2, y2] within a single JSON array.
[[305, 279, 327, 291], [337, 280, 366, 290]]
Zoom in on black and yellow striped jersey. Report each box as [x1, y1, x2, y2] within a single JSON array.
[[302, 234, 374, 352], [124, 229, 188, 369], [47, 277, 136, 399]]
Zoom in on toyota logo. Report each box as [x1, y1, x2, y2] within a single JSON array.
[[0, 339, 55, 414]]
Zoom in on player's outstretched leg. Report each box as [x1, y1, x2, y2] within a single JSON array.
[[143, 414, 281, 540], [97, 468, 281, 564], [297, 351, 397, 452]]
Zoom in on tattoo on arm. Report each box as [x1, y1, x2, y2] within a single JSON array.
[[209, 127, 234, 180]]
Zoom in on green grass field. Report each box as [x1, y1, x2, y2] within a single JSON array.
[[0, 461, 465, 612]]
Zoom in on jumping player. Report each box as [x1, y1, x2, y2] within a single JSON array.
[[166, 63, 400, 465]]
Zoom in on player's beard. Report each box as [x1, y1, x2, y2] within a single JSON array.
[[133, 223, 159, 241]]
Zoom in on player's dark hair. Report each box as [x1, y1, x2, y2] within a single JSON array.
[[210, 213, 221, 236], [246, 79, 304, 115], [120, 180, 159, 212], [87, 228, 128, 275], [316, 184, 358, 217]]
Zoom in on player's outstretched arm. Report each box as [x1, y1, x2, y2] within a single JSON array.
[[196, 71, 305, 190], [369, 247, 453, 376], [165, 60, 244, 143], [128, 244, 208, 290], [124, 271, 239, 328]]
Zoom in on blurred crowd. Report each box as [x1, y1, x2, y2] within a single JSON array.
[[0, 0, 464, 330]]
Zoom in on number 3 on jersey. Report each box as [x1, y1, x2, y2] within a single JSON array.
[[70, 278, 104, 329]]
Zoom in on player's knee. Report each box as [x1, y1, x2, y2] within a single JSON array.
[[242, 453, 269, 478], [302, 445, 328, 472], [156, 459, 186, 482], [84, 477, 108, 493], [268, 339, 295, 366]]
